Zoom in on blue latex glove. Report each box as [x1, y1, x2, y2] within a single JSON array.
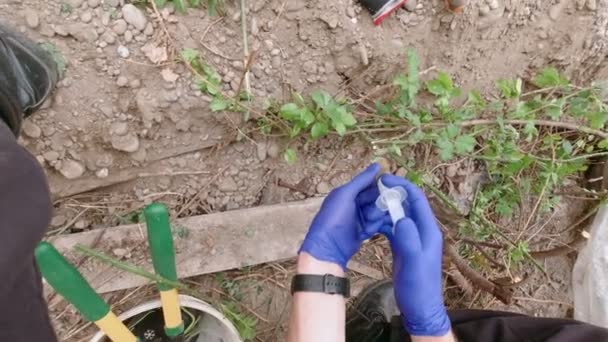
[[368, 174, 451, 336], [299, 163, 386, 269]]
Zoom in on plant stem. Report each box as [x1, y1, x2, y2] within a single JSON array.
[[74, 244, 192, 292]]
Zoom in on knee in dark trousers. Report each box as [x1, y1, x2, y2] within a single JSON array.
[[0, 121, 56, 341]]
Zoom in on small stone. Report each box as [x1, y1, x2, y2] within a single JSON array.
[[22, 120, 42, 138], [270, 48, 280, 56], [124, 30, 133, 42], [43, 151, 60, 162], [143, 22, 154, 36], [395, 167, 407, 178], [51, 215, 67, 227], [130, 79, 141, 88], [479, 5, 490, 16], [346, 7, 356, 18], [110, 121, 129, 136], [54, 25, 69, 36], [24, 10, 40, 29], [117, 45, 130, 58], [403, 0, 417, 12], [488, 0, 499, 10], [67, 23, 98, 42], [116, 76, 129, 87], [587, 0, 597, 11], [105, 0, 120, 7], [101, 31, 116, 44], [59, 159, 86, 179], [175, 119, 191, 132], [267, 141, 280, 158], [161, 68, 179, 83], [74, 219, 88, 230], [122, 4, 148, 31], [111, 133, 140, 152], [549, 4, 561, 21], [87, 0, 100, 8], [112, 19, 128, 35], [218, 176, 238, 192], [80, 11, 93, 23], [112, 248, 129, 258], [96, 168, 109, 178], [256, 141, 267, 161], [316, 181, 330, 194]]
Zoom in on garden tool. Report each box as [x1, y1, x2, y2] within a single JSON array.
[[35, 242, 138, 342], [359, 0, 409, 25], [360, 0, 466, 25], [144, 203, 185, 338]]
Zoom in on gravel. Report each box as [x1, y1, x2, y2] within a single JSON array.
[[122, 4, 148, 31], [59, 159, 86, 179], [111, 132, 140, 152]]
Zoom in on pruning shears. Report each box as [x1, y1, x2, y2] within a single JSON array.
[[36, 202, 185, 341]]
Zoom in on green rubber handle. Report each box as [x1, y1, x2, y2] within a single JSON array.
[[144, 203, 178, 291], [35, 242, 110, 322]]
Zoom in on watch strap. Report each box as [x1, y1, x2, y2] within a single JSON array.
[[291, 274, 350, 298]]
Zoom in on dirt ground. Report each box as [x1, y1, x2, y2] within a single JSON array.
[[2, 0, 607, 340]]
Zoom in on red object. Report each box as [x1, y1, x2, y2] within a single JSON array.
[[373, 0, 409, 25]]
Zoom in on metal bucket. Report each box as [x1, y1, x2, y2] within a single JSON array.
[[90, 294, 242, 342]]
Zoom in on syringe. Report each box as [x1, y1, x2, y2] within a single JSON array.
[[375, 178, 408, 235]]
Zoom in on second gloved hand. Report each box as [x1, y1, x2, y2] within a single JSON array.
[[299, 163, 386, 270], [377, 175, 451, 337]]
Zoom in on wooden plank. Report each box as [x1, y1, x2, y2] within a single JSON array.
[[52, 198, 324, 293]]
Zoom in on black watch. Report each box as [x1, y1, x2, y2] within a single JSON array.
[[291, 274, 350, 298]]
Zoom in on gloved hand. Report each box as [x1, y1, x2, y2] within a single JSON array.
[[372, 174, 451, 336], [299, 163, 386, 270]]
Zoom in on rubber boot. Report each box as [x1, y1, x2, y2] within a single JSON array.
[[346, 280, 400, 342], [0, 24, 58, 136]]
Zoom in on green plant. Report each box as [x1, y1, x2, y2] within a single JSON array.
[[153, 0, 219, 15], [38, 42, 67, 78], [181, 48, 246, 113], [60, 2, 73, 14], [221, 302, 257, 341]]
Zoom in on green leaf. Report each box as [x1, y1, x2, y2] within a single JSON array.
[[426, 72, 454, 96], [445, 124, 459, 138], [279, 103, 300, 121], [173, 0, 187, 13], [190, 0, 201, 6], [208, 0, 218, 15], [532, 67, 569, 88], [587, 111, 608, 129], [311, 122, 329, 139], [333, 122, 347, 136], [339, 109, 357, 126], [545, 98, 565, 120], [495, 198, 514, 217], [283, 148, 297, 165], [523, 120, 538, 140], [467, 90, 486, 108], [180, 48, 200, 65], [210, 97, 229, 112], [436, 135, 454, 161], [393, 49, 420, 107], [599, 139, 608, 150], [155, 0, 168, 7], [454, 135, 476, 155], [311, 90, 332, 109], [562, 140, 573, 155], [293, 92, 306, 106], [389, 144, 403, 157], [496, 79, 522, 99]]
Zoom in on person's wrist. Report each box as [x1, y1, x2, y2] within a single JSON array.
[[297, 252, 345, 277], [402, 303, 451, 337]]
